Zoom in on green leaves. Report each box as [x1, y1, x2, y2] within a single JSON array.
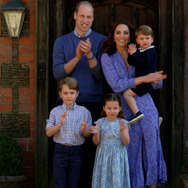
[[0, 134, 24, 176]]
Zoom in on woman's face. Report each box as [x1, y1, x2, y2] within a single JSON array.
[[113, 24, 130, 48]]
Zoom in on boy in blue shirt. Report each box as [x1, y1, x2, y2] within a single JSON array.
[[46, 77, 92, 188]]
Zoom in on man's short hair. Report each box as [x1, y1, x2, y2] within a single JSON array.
[[135, 25, 154, 38], [58, 77, 79, 91], [75, 1, 94, 13]]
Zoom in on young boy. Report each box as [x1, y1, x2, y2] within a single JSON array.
[[123, 25, 157, 125], [46, 77, 92, 188]]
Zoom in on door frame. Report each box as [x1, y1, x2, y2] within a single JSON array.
[[36, 0, 187, 187]]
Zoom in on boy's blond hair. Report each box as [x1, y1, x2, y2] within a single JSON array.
[[58, 77, 79, 92], [135, 25, 154, 38]]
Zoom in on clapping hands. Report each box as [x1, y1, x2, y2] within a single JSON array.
[[89, 122, 100, 134], [80, 118, 87, 132], [60, 112, 68, 126]]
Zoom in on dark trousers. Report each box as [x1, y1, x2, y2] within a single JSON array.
[[53, 143, 83, 188]]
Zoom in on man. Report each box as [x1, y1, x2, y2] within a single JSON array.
[[52, 1, 106, 187]]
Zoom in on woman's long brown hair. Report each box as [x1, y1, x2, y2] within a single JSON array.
[[101, 21, 135, 56]]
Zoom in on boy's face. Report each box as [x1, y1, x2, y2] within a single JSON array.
[[136, 34, 153, 50], [59, 85, 79, 108]]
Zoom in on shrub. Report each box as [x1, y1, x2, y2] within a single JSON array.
[[0, 134, 24, 176]]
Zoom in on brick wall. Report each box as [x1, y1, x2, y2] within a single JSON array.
[[0, 0, 36, 187], [186, 0, 188, 141]]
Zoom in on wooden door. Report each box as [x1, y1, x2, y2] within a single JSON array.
[[36, 0, 186, 187]]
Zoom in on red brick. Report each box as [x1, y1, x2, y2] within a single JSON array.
[[19, 104, 35, 112], [28, 138, 35, 150], [30, 79, 36, 87], [30, 121, 35, 129], [26, 3, 36, 11], [0, 54, 12, 62], [29, 62, 36, 70], [30, 20, 36, 28], [0, 104, 12, 111], [19, 138, 28, 150], [19, 96, 35, 104], [0, 88, 12, 95], [0, 95, 12, 103], [0, 38, 12, 44], [24, 151, 35, 159], [24, 167, 35, 175], [30, 129, 35, 137], [24, 159, 35, 167], [30, 11, 36, 20], [29, 70, 35, 79], [19, 46, 32, 53], [30, 113, 35, 121], [0, 46, 12, 53], [19, 37, 36, 45], [30, 28, 36, 37], [19, 54, 36, 62], [19, 88, 35, 95]]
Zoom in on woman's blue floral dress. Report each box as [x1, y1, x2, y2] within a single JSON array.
[[101, 52, 167, 188], [92, 117, 130, 188]]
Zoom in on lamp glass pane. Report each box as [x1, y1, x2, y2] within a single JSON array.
[[4, 10, 22, 37]]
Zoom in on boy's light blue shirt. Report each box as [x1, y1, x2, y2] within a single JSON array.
[[46, 103, 92, 146]]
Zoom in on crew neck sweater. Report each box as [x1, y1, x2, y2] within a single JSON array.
[[53, 31, 106, 102]]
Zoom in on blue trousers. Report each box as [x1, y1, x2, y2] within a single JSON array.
[[53, 143, 83, 188]]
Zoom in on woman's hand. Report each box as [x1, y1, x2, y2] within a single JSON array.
[[144, 71, 167, 83]]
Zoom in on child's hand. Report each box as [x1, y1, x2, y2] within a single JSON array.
[[60, 112, 67, 126], [128, 44, 137, 55], [89, 122, 100, 134], [120, 120, 126, 131], [80, 118, 87, 132]]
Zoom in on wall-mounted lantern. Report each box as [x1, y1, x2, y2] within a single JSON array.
[[1, 0, 26, 38]]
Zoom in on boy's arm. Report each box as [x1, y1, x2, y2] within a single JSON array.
[[46, 112, 67, 137], [46, 123, 63, 137]]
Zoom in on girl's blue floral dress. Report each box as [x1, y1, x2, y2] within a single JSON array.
[[92, 117, 130, 188]]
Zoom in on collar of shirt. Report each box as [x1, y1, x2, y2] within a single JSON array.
[[62, 103, 77, 111], [139, 45, 155, 52], [74, 28, 92, 38]]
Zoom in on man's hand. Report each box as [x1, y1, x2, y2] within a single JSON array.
[[80, 38, 92, 58], [76, 42, 84, 60]]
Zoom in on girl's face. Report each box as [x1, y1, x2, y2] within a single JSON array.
[[113, 24, 130, 49], [103, 101, 121, 122]]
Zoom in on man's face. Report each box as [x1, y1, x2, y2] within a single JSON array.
[[74, 4, 94, 36]]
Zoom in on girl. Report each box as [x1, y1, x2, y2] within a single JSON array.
[[90, 93, 130, 188]]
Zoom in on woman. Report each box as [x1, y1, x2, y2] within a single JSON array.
[[101, 22, 167, 188]]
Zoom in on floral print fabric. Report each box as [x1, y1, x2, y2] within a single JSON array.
[[92, 117, 130, 188], [101, 52, 167, 188]]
